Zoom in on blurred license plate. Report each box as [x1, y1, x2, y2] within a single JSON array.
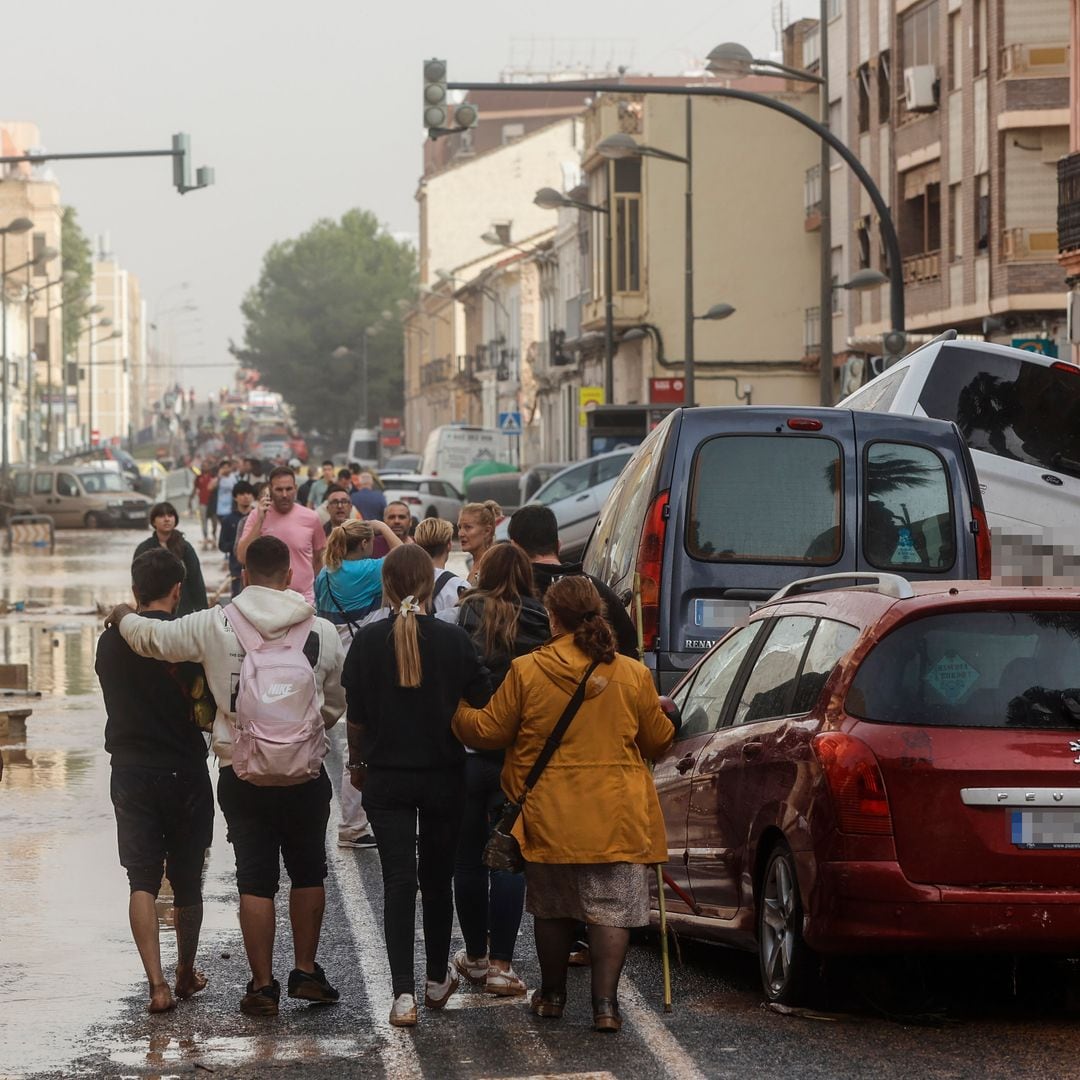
[[1011, 810, 1080, 849], [693, 599, 753, 628]]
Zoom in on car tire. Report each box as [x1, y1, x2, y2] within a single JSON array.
[[84, 512, 102, 529], [757, 842, 822, 1005], [425, 506, 438, 519]]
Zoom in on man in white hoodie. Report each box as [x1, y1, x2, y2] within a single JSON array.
[[107, 535, 346, 1018]]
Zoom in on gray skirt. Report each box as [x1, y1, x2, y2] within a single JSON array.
[[525, 861, 650, 927]]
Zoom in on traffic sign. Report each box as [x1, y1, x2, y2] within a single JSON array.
[[498, 411, 522, 436]]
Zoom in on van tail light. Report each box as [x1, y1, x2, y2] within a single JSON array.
[[812, 732, 893, 835], [1052, 361, 1080, 374], [971, 504, 992, 580], [636, 489, 670, 653], [787, 417, 823, 431]]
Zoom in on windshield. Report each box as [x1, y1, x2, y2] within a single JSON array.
[[79, 471, 126, 493], [385, 480, 421, 492], [848, 611, 1080, 729]]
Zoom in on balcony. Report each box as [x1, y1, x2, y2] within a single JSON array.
[[902, 250, 941, 285], [1001, 226, 1058, 261], [1058, 152, 1080, 253], [419, 357, 451, 387]]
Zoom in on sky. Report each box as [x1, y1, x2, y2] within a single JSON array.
[[2, 0, 817, 395]]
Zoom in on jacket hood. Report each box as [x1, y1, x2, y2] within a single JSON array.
[[531, 633, 609, 699], [531, 560, 584, 594], [229, 585, 315, 639]]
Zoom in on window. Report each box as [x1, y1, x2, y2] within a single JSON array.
[[975, 175, 990, 251], [901, 180, 941, 257], [14, 472, 30, 496], [33, 317, 49, 364], [878, 51, 891, 125], [78, 471, 125, 493], [536, 462, 592, 505], [842, 366, 910, 413], [733, 617, 817, 725], [864, 442, 955, 572], [688, 436, 843, 565], [829, 100, 842, 165], [901, 0, 940, 71], [613, 158, 641, 293], [674, 624, 763, 739], [805, 306, 821, 354], [948, 11, 963, 91], [791, 620, 861, 713], [848, 612, 1080, 729], [32, 471, 53, 495], [856, 215, 872, 269], [948, 183, 963, 261], [56, 473, 78, 497], [595, 451, 630, 484], [857, 63, 871, 134], [32, 233, 48, 278], [974, 0, 988, 75], [831, 247, 844, 314], [918, 348, 1080, 477]]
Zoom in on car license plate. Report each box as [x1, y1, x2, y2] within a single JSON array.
[[1010, 810, 1080, 849], [693, 598, 753, 628]]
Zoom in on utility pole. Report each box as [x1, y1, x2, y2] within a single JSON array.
[[818, 0, 834, 407]]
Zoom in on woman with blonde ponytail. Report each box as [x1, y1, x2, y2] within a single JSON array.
[[341, 545, 493, 1028]]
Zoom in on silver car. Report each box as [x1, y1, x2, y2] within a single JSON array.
[[381, 474, 464, 520]]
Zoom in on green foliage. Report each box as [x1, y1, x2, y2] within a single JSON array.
[[60, 206, 92, 360], [235, 209, 416, 442]]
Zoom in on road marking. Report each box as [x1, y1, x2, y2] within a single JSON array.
[[619, 978, 709, 1080]]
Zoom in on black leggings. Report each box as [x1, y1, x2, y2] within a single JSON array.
[[364, 766, 465, 997]]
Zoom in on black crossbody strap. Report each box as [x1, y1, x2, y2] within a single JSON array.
[[520, 660, 601, 797]]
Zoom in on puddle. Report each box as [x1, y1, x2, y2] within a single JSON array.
[[110, 1034, 364, 1070]]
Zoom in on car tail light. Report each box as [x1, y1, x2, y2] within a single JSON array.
[[971, 504, 991, 580], [787, 417, 823, 431], [1052, 361, 1080, 374], [636, 490, 670, 653], [812, 732, 893, 835]]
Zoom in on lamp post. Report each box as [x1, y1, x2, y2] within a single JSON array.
[[333, 325, 377, 432], [0, 217, 34, 475], [86, 313, 112, 447], [534, 185, 615, 403], [47, 282, 87, 455]]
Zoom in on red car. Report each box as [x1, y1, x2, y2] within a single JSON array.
[[653, 573, 1080, 1003]]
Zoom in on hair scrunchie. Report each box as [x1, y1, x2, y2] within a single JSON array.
[[398, 595, 423, 617]]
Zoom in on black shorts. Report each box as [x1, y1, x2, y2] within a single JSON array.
[[217, 765, 331, 898], [110, 764, 214, 907]]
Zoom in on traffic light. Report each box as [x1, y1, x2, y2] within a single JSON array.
[[172, 133, 214, 195], [882, 329, 907, 368], [424, 59, 448, 132]]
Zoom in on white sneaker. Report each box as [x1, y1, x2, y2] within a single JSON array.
[[389, 992, 417, 1027], [452, 948, 490, 986], [484, 965, 527, 997], [424, 965, 459, 1009]]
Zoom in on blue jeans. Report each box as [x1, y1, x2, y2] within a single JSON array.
[[453, 754, 526, 964]]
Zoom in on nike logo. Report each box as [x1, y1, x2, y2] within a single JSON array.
[[261, 683, 300, 704]]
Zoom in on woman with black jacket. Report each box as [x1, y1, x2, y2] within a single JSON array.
[[342, 545, 492, 1028], [444, 543, 549, 998]]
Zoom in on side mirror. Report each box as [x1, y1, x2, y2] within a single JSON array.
[[658, 695, 683, 733]]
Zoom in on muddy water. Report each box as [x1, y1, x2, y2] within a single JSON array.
[[0, 524, 233, 1077]]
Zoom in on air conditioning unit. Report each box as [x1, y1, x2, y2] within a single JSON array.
[[903, 65, 937, 112]]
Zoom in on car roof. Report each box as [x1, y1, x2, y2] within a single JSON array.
[[382, 474, 443, 485]]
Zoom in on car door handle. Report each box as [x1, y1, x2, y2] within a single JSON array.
[[575, 493, 590, 501], [741, 741, 764, 759], [674, 753, 695, 774]]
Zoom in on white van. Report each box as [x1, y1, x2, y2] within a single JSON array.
[[347, 427, 379, 469], [838, 334, 1080, 582], [420, 425, 514, 494]]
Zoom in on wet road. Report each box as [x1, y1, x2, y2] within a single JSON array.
[[3, 522, 1080, 1078]]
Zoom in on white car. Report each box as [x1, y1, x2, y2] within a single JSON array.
[[839, 333, 1080, 582], [494, 449, 633, 561], [381, 474, 464, 520]]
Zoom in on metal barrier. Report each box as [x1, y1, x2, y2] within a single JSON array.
[[6, 514, 55, 552]]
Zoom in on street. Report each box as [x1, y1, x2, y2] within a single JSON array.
[[0, 523, 1079, 1080]]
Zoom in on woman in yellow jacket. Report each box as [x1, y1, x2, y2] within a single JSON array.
[[453, 575, 674, 1032]]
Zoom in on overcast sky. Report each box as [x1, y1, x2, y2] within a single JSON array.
[[3, 0, 816, 395]]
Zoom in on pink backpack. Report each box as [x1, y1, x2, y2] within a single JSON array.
[[227, 607, 324, 786]]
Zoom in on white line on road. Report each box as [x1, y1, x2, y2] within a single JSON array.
[[619, 978, 709, 1080]]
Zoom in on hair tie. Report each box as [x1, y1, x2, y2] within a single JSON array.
[[398, 595, 423, 617]]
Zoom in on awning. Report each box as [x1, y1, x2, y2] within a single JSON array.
[[903, 159, 941, 199]]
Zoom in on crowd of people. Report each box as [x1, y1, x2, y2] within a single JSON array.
[[99, 462, 677, 1033]]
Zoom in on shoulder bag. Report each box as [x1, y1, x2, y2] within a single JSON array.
[[483, 659, 601, 873]]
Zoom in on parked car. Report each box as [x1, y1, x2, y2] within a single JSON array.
[[380, 452, 422, 476], [838, 333, 1080, 581], [381, 474, 464, 520], [494, 449, 633, 562], [583, 407, 990, 692], [56, 446, 155, 497], [10, 464, 152, 528], [654, 574, 1080, 1004]]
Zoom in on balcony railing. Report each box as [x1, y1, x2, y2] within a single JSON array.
[[1058, 152, 1080, 252], [902, 250, 941, 284], [420, 357, 451, 387]]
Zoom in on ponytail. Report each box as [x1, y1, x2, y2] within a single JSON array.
[[381, 545, 435, 688], [324, 520, 373, 572], [544, 575, 616, 665]]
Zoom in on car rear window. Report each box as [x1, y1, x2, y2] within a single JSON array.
[[688, 435, 842, 564], [848, 611, 1080, 729], [919, 348, 1080, 478], [864, 442, 955, 572]]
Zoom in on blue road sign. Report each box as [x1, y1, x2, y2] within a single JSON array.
[[498, 411, 522, 436]]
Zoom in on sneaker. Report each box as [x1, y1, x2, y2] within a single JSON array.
[[338, 832, 378, 849], [287, 962, 339, 1003], [484, 965, 527, 997], [389, 992, 417, 1027], [239, 978, 281, 1016], [568, 941, 591, 967], [424, 965, 459, 1009], [452, 948, 490, 986]]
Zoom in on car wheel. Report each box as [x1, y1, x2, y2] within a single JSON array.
[[757, 842, 821, 1005], [84, 512, 102, 529], [425, 506, 438, 519]]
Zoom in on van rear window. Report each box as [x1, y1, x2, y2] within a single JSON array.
[[688, 436, 842, 564], [848, 611, 1080, 729], [919, 349, 1080, 478]]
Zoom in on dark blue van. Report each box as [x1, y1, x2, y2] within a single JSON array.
[[582, 407, 989, 691]]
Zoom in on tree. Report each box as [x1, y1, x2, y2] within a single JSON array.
[[60, 206, 92, 361], [235, 209, 416, 442]]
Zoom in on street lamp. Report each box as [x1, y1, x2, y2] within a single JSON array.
[[696, 302, 736, 322], [837, 268, 889, 291], [481, 229, 535, 256], [82, 312, 112, 447], [333, 325, 377, 430], [533, 186, 615, 403]]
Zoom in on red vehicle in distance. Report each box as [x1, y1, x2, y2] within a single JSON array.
[[654, 573, 1080, 1004]]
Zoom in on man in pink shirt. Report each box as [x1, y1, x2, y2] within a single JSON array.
[[236, 467, 326, 603]]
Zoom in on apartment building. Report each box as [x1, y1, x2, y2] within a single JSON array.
[[838, 0, 1068, 355], [1056, 0, 1080, 352]]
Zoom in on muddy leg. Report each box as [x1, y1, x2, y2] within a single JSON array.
[[129, 891, 175, 1013]]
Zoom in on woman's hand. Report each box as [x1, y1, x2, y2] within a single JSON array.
[[371, 519, 403, 548]]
